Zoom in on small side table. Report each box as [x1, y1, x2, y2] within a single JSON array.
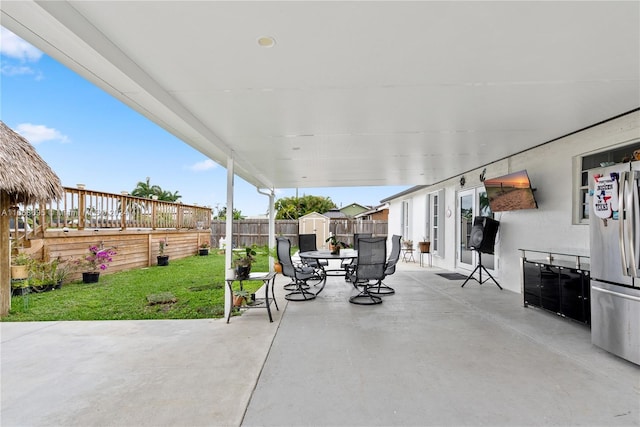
[[226, 272, 278, 323], [401, 248, 415, 262], [419, 251, 432, 267]]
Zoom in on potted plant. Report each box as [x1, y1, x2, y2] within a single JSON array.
[[418, 238, 431, 253], [29, 259, 56, 292], [11, 278, 30, 296], [157, 238, 169, 266], [234, 245, 257, 279], [326, 235, 347, 255], [268, 246, 282, 273], [52, 257, 74, 289], [10, 252, 31, 280], [274, 261, 283, 274], [198, 242, 210, 256], [233, 289, 250, 307], [80, 244, 117, 283]]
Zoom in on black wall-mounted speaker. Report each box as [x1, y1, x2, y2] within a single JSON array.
[[469, 216, 500, 254]]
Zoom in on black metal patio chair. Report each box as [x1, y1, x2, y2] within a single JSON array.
[[277, 237, 317, 301], [347, 237, 386, 305], [298, 234, 329, 269], [297, 233, 327, 287], [367, 234, 401, 296], [344, 232, 372, 279]]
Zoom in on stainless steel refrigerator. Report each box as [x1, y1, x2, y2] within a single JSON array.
[[589, 162, 640, 365]]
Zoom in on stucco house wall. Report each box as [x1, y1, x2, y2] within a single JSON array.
[[385, 111, 640, 293]]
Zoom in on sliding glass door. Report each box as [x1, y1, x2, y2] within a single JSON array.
[[457, 188, 495, 272]]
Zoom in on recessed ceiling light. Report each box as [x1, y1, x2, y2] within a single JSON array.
[[257, 36, 276, 48]]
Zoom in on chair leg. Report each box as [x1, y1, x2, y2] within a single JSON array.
[[285, 280, 317, 301], [349, 285, 382, 305], [366, 279, 395, 296], [283, 280, 309, 291], [305, 268, 326, 287]]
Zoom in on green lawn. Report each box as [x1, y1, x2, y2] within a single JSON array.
[[4, 249, 274, 321]]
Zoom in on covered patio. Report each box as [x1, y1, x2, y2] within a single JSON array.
[[2, 261, 637, 426]]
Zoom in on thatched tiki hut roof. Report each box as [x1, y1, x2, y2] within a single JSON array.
[[0, 120, 64, 316]]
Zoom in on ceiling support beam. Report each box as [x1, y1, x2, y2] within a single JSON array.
[[257, 188, 276, 271], [224, 156, 235, 323]]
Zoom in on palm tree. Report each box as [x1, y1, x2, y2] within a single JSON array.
[[131, 177, 160, 199], [131, 178, 181, 202], [156, 189, 181, 202]]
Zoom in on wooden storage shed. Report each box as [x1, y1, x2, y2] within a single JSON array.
[[298, 212, 330, 250]]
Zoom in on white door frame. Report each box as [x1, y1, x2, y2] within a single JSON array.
[[457, 189, 476, 272], [457, 187, 496, 273]]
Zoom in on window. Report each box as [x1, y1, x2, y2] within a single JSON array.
[[424, 195, 431, 242], [576, 140, 640, 223], [429, 190, 444, 255], [402, 200, 410, 241], [432, 194, 439, 253]]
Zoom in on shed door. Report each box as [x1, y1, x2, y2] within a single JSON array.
[[299, 216, 329, 249]]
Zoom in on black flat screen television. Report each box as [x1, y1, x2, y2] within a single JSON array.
[[483, 170, 538, 212]]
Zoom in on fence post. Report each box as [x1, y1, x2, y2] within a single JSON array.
[[177, 204, 184, 229], [120, 194, 127, 229], [78, 189, 86, 230]]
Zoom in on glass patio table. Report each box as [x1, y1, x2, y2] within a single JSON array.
[[298, 249, 358, 295]]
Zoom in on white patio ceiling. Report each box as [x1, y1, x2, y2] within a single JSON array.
[[2, 1, 638, 192]]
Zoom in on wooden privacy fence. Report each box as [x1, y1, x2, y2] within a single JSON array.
[[210, 219, 388, 248]]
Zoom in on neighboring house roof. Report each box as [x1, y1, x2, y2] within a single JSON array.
[[339, 203, 370, 217], [354, 203, 389, 219], [323, 208, 347, 218], [244, 214, 269, 220]]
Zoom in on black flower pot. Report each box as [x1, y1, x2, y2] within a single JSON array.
[[12, 287, 29, 296], [199, 249, 209, 256], [235, 265, 251, 280], [157, 255, 169, 266], [82, 272, 100, 283]]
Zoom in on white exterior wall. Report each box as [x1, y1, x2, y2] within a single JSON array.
[[387, 111, 640, 293]]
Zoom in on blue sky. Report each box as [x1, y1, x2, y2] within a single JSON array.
[[0, 27, 408, 216]]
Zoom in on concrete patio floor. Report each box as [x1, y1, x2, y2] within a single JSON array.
[[1, 261, 638, 426]]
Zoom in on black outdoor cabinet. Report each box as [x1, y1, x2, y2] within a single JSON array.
[[522, 255, 590, 325], [523, 261, 541, 307], [540, 265, 561, 314]]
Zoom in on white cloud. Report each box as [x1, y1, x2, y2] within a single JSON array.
[[1, 64, 35, 76], [15, 123, 69, 144], [0, 27, 43, 62], [190, 159, 217, 172]]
